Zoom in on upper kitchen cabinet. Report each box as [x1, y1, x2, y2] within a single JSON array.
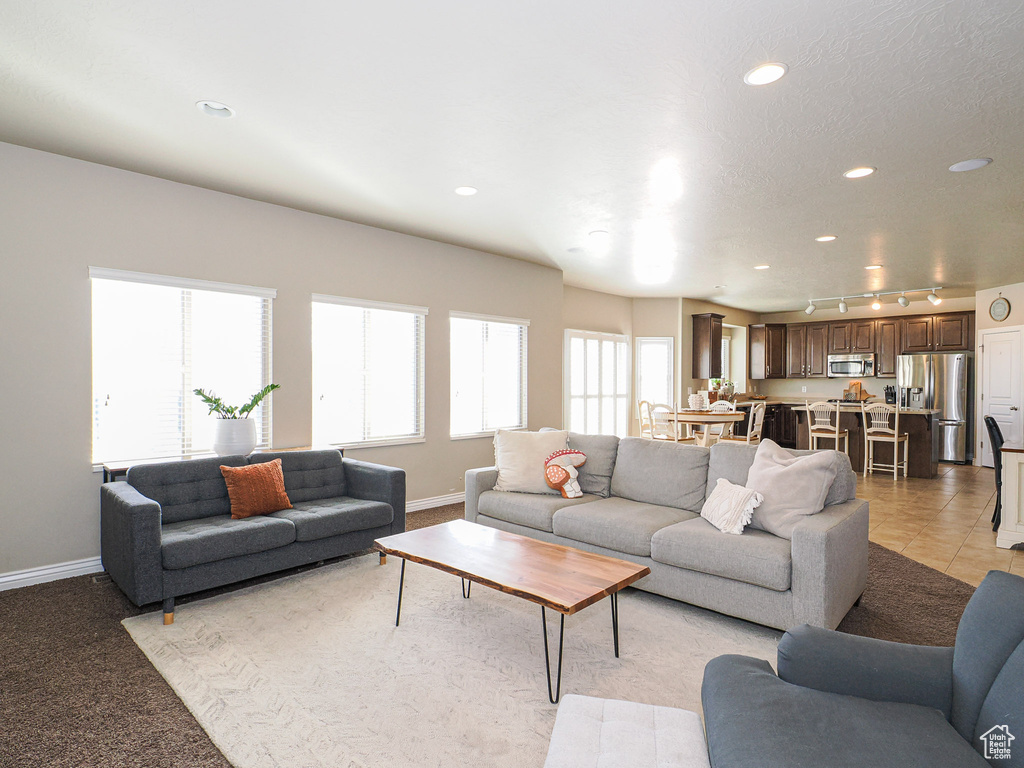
[[899, 313, 973, 353], [829, 320, 875, 354], [692, 313, 724, 379], [749, 323, 786, 380], [806, 323, 829, 377], [876, 318, 900, 377], [785, 322, 828, 378], [934, 312, 974, 351], [785, 324, 807, 378]]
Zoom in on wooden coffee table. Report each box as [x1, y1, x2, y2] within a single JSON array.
[[373, 519, 651, 703]]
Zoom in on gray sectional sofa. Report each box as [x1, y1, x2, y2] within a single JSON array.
[[101, 449, 405, 623], [465, 435, 868, 631]]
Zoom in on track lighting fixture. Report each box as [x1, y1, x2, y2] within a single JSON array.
[[897, 293, 910, 308], [871, 296, 882, 310], [803, 287, 942, 313], [805, 301, 816, 315], [927, 290, 942, 305], [838, 298, 848, 313]]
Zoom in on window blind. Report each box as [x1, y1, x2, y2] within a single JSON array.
[[565, 330, 630, 437], [90, 269, 275, 463], [312, 297, 426, 446], [636, 337, 674, 406], [450, 314, 528, 437]]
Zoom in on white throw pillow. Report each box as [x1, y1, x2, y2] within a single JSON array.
[[700, 478, 763, 535], [493, 429, 568, 494], [745, 439, 839, 539]]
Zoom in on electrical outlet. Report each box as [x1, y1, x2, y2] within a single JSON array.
[[801, 386, 807, 393]]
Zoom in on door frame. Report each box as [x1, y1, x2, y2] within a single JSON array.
[[976, 324, 1024, 466]]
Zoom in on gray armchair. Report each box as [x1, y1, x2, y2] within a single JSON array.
[[702, 570, 1024, 767]]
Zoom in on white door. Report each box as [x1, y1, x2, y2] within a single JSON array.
[[980, 327, 1023, 467]]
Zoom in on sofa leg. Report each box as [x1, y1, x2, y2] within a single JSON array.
[[379, 552, 387, 565], [163, 597, 175, 625]]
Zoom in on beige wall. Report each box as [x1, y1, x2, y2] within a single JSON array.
[[0, 142, 563, 575], [562, 286, 633, 337], [681, 300, 760, 398], [976, 281, 1024, 332]]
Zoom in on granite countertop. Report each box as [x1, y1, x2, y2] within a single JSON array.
[[732, 398, 939, 415]]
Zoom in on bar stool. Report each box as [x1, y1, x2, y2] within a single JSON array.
[[719, 401, 766, 445], [807, 401, 849, 454], [862, 402, 908, 479]]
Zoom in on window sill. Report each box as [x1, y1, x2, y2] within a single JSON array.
[[331, 437, 426, 450], [450, 429, 524, 441]]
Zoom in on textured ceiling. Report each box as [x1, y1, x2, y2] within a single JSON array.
[[2, 0, 1023, 311]]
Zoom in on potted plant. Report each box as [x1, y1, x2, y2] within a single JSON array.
[[193, 384, 280, 456]]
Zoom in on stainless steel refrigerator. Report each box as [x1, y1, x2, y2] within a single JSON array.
[[897, 352, 973, 463]]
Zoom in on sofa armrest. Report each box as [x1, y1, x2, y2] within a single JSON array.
[[344, 458, 406, 535], [99, 482, 164, 606], [790, 498, 869, 629], [778, 624, 954, 717], [464, 467, 498, 523]]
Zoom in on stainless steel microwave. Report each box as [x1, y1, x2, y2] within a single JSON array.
[[827, 353, 875, 378]]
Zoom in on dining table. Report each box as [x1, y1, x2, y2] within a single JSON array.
[[653, 409, 746, 447]]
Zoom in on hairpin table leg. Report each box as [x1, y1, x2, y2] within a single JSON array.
[[541, 607, 566, 704], [461, 578, 472, 598], [394, 559, 406, 627]]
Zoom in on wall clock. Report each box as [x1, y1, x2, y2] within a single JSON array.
[[990, 296, 1011, 322]]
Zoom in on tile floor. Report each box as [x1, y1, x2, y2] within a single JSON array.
[[860, 463, 1024, 586]]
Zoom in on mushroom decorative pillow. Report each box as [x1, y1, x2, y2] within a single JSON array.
[[544, 449, 588, 498]]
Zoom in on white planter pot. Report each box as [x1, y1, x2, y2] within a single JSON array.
[[213, 419, 257, 457]]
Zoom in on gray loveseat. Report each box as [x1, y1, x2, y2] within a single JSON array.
[[702, 570, 1024, 767], [101, 449, 405, 623], [465, 435, 867, 631]]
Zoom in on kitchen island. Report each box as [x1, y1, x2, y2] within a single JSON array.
[[792, 404, 940, 478]]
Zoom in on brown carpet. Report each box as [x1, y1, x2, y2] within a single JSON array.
[[0, 504, 974, 767]]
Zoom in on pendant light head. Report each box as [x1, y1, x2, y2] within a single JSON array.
[[927, 290, 941, 305], [838, 298, 848, 313], [897, 293, 910, 308], [871, 295, 882, 311], [805, 301, 816, 315]]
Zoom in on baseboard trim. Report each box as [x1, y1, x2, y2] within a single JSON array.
[[0, 556, 104, 592], [406, 492, 465, 513]]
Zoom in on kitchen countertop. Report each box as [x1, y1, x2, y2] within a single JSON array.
[[733, 398, 940, 416]]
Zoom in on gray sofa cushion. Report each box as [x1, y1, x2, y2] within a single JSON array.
[[250, 450, 346, 502], [651, 517, 792, 592], [610, 438, 710, 512], [478, 490, 599, 533], [706, 442, 856, 506], [128, 455, 248, 524], [702, 655, 990, 768], [161, 514, 296, 570], [553, 497, 696, 557], [568, 433, 619, 498], [270, 497, 393, 542]]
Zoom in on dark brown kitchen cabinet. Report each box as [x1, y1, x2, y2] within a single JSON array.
[[876, 318, 900, 378], [779, 404, 798, 447], [806, 323, 829, 377], [749, 324, 786, 380], [901, 316, 933, 353], [786, 324, 807, 378], [831, 320, 875, 353], [692, 313, 724, 379], [934, 312, 973, 351]]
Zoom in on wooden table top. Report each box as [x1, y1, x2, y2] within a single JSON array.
[[374, 519, 651, 615], [659, 411, 746, 423]]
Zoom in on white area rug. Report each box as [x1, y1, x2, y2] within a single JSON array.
[[124, 554, 781, 768]]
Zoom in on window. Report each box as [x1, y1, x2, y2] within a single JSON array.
[[90, 268, 274, 463], [636, 337, 674, 405], [721, 337, 732, 381], [312, 295, 426, 447], [565, 330, 630, 437], [450, 313, 528, 437]]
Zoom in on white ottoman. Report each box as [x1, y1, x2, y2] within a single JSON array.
[[543, 694, 711, 768]]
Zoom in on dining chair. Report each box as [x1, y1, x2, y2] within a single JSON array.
[[637, 400, 654, 439], [807, 401, 849, 454], [985, 416, 1005, 531], [719, 401, 765, 445], [861, 402, 908, 479], [652, 403, 694, 442], [700, 400, 737, 445]]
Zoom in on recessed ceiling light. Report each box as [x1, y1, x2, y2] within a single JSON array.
[[454, 186, 478, 196], [864, 265, 882, 270], [815, 235, 837, 242], [714, 284, 726, 289], [743, 63, 788, 86], [754, 264, 770, 270], [949, 158, 992, 173], [196, 100, 235, 118], [843, 166, 875, 179]]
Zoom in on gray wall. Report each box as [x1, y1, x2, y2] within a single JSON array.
[[0, 142, 564, 574]]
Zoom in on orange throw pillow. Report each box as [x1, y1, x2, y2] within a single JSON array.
[[220, 459, 293, 519]]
